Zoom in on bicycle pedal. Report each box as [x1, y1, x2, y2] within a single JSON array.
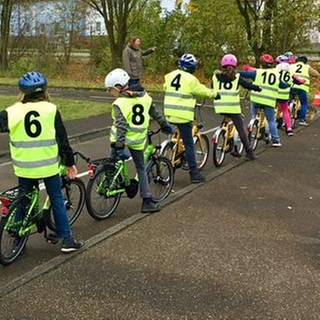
[[46, 233, 60, 245]]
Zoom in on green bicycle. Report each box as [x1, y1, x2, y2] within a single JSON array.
[[0, 163, 86, 265], [85, 129, 174, 220]]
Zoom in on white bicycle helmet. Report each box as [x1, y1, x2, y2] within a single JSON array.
[[104, 68, 130, 88]]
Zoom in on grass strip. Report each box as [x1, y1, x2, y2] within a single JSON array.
[[0, 95, 111, 121]]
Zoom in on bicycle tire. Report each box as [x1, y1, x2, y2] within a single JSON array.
[[47, 178, 86, 231], [233, 132, 244, 155], [248, 120, 259, 151], [0, 197, 29, 265], [161, 141, 177, 169], [213, 129, 227, 167], [146, 156, 174, 203], [194, 134, 210, 170], [86, 164, 122, 220]]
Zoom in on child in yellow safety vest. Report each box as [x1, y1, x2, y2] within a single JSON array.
[[0, 71, 84, 253], [213, 54, 262, 160], [163, 53, 220, 183], [105, 68, 173, 213]]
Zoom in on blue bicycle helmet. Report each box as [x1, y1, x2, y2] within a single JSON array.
[[18, 71, 47, 95], [178, 53, 198, 73]]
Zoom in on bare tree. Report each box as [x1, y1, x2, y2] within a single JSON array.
[[84, 0, 148, 68], [235, 0, 276, 58], [0, 0, 14, 70]]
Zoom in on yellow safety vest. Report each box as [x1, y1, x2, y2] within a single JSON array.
[[277, 69, 292, 101], [110, 93, 152, 150], [212, 73, 241, 114], [290, 63, 310, 93], [163, 69, 198, 123], [251, 68, 280, 108], [6, 102, 59, 179]]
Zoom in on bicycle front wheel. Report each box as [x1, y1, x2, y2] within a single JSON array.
[[86, 165, 122, 220], [194, 134, 210, 170], [47, 178, 86, 231], [0, 197, 29, 265], [248, 120, 259, 151], [146, 156, 174, 202], [213, 130, 227, 167], [161, 141, 177, 169]]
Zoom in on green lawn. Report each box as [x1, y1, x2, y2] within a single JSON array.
[[0, 95, 111, 120]]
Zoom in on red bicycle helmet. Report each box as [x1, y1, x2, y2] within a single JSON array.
[[259, 54, 274, 65]]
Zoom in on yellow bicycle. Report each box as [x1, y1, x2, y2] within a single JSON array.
[[247, 108, 271, 151], [160, 104, 210, 171], [212, 115, 244, 167]]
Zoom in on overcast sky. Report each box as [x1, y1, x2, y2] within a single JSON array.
[[160, 0, 175, 11]]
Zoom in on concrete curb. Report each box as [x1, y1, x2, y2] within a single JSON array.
[[0, 117, 317, 298]]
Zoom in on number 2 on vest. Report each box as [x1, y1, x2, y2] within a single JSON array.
[[24, 111, 42, 138], [132, 104, 145, 125], [171, 74, 181, 91]]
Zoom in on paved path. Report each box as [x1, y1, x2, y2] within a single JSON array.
[[1, 119, 320, 319]]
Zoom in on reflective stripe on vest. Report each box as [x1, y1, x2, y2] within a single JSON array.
[[290, 63, 310, 92], [110, 93, 152, 150], [212, 73, 241, 114], [164, 70, 196, 122], [251, 68, 280, 108], [11, 139, 57, 148], [12, 156, 59, 168], [6, 101, 59, 179]]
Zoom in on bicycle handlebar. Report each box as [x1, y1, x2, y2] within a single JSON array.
[[148, 128, 161, 137], [73, 151, 91, 164]]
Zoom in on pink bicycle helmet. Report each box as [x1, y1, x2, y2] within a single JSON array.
[[221, 54, 238, 68]]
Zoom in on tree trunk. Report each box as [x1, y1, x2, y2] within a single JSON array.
[[0, 0, 13, 71]]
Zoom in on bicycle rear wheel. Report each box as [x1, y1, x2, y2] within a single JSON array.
[[0, 197, 29, 265], [234, 133, 244, 155], [248, 120, 259, 151], [47, 177, 86, 231], [146, 156, 174, 202], [194, 134, 210, 170], [213, 130, 227, 167], [86, 164, 122, 220]]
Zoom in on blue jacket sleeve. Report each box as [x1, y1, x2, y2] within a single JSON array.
[[239, 71, 257, 80], [239, 77, 261, 91], [279, 81, 290, 89]]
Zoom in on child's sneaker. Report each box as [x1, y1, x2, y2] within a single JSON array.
[[286, 129, 294, 136], [61, 238, 85, 253], [299, 120, 308, 126], [272, 140, 282, 147]]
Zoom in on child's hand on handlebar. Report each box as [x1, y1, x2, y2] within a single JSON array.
[[67, 165, 78, 179]]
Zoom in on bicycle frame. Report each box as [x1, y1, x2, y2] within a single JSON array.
[[2, 163, 68, 237], [94, 129, 161, 198], [160, 104, 205, 167], [248, 109, 268, 139], [212, 117, 238, 151]]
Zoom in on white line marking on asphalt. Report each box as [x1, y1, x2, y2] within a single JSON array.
[[201, 126, 219, 135], [0, 161, 12, 167]]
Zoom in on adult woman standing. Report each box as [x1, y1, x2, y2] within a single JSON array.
[[122, 37, 156, 86]]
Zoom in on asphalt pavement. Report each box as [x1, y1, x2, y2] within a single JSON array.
[[1, 116, 320, 319]]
